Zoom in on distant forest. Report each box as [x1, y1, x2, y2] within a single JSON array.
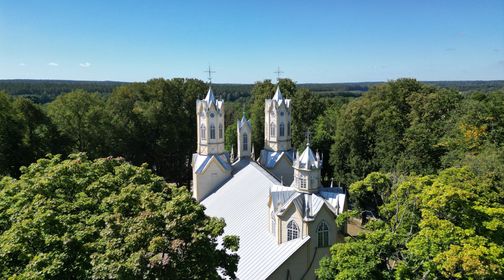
[[1, 79, 503, 103]]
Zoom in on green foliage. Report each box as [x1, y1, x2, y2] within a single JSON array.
[[0, 91, 24, 176], [329, 79, 466, 184], [225, 121, 237, 153], [348, 172, 393, 216], [291, 87, 324, 149], [106, 78, 206, 186], [0, 91, 65, 177], [47, 89, 110, 158], [0, 154, 239, 279], [318, 166, 504, 279]]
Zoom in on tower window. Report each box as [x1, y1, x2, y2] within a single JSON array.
[[287, 220, 299, 241], [287, 121, 291, 136], [296, 174, 307, 189], [219, 123, 223, 139], [210, 124, 216, 139], [280, 111, 284, 116], [317, 221, 329, 247], [301, 177, 307, 189], [270, 122, 276, 138], [243, 133, 248, 151], [200, 124, 206, 140], [271, 211, 276, 235], [280, 122, 285, 137]]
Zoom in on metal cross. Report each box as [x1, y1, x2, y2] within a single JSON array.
[[204, 65, 215, 84], [274, 66, 283, 81], [305, 130, 312, 146]]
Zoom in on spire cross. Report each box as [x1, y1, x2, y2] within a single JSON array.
[[305, 130, 312, 146], [204, 65, 216, 84], [274, 66, 283, 81]]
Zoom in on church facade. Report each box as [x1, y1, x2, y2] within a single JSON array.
[[191, 86, 347, 280]]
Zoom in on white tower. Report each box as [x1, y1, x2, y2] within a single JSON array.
[[196, 87, 225, 155], [237, 113, 252, 159], [259, 86, 295, 185], [264, 86, 292, 151], [192, 87, 232, 202]]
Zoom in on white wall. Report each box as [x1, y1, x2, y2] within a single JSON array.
[[192, 159, 231, 202]]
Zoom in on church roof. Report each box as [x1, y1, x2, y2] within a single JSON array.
[[192, 153, 232, 174], [271, 184, 346, 220], [238, 113, 251, 129], [272, 86, 284, 101], [201, 162, 309, 279], [295, 145, 321, 170], [259, 149, 294, 169], [204, 87, 216, 104]]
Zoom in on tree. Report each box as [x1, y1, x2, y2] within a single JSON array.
[[291, 88, 324, 149], [0, 153, 239, 279], [13, 98, 68, 168], [317, 167, 504, 279], [0, 91, 24, 176], [47, 89, 111, 158], [329, 79, 461, 184], [106, 78, 206, 187]]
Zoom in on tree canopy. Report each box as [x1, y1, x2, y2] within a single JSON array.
[[0, 153, 239, 279], [317, 78, 504, 280], [317, 165, 504, 280]]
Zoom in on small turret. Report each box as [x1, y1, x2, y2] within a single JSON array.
[[237, 112, 252, 159], [292, 142, 323, 193]]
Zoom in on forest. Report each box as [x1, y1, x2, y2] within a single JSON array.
[[0, 77, 503, 279]]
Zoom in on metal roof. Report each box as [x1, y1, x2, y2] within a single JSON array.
[[202, 161, 310, 279], [204, 86, 216, 104], [271, 185, 347, 219], [272, 86, 284, 101], [193, 153, 232, 174], [294, 145, 321, 170], [259, 149, 294, 169]]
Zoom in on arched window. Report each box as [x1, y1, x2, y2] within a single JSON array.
[[219, 123, 223, 139], [271, 211, 276, 235], [279, 122, 285, 137], [243, 133, 248, 151], [287, 121, 291, 136], [210, 124, 216, 139], [317, 221, 329, 247], [270, 122, 276, 138], [287, 220, 299, 241], [200, 124, 206, 140]]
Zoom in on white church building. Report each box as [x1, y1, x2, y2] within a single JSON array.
[[191, 85, 347, 280]]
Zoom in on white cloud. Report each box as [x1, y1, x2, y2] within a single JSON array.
[[48, 62, 58, 67], [19, 63, 25, 66], [79, 62, 91, 68]]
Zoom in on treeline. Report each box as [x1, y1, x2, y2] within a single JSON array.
[[0, 79, 126, 103], [2, 79, 502, 104]]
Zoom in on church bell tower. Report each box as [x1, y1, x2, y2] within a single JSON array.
[[192, 83, 232, 202], [264, 86, 292, 151], [196, 87, 225, 155]]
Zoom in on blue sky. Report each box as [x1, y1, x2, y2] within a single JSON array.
[[1, 0, 503, 83]]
